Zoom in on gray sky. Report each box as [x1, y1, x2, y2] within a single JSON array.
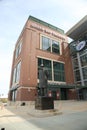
[[0, 0, 87, 97]]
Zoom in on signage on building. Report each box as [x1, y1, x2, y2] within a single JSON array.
[[76, 41, 86, 51], [30, 23, 65, 41]]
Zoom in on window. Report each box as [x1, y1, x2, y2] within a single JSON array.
[[41, 36, 60, 54], [15, 39, 22, 59], [80, 54, 87, 67], [42, 36, 51, 52], [16, 62, 21, 83], [38, 58, 65, 82], [53, 61, 65, 81], [12, 61, 21, 85], [12, 90, 17, 101], [72, 58, 79, 69], [38, 58, 52, 80], [82, 67, 87, 80], [74, 70, 81, 81], [12, 68, 16, 84], [52, 40, 60, 54], [84, 81, 87, 85]]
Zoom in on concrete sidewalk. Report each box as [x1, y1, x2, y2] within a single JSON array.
[[0, 100, 87, 130], [0, 100, 87, 119], [56, 100, 87, 114]]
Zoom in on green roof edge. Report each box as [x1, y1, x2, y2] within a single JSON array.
[[28, 15, 64, 34]]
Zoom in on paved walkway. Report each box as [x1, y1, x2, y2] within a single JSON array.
[[0, 100, 87, 130], [55, 100, 87, 114], [0, 100, 87, 118]]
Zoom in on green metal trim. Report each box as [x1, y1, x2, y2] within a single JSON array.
[[76, 85, 87, 89], [28, 16, 64, 34], [48, 84, 87, 89], [48, 84, 75, 89], [37, 83, 87, 89]]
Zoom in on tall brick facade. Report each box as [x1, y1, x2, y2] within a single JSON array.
[[8, 16, 75, 102]]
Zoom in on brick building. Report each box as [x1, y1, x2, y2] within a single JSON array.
[[8, 16, 75, 103]]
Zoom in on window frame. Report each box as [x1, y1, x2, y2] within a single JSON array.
[[15, 38, 22, 59], [40, 35, 61, 55], [12, 61, 21, 85], [38, 57, 65, 83]]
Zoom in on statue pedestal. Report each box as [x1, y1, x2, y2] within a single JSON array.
[[35, 97, 54, 110]]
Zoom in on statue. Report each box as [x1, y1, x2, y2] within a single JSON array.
[[35, 64, 54, 110], [39, 64, 49, 97]]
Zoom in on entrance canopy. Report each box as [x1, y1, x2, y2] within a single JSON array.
[[66, 15, 87, 40], [47, 83, 87, 90], [48, 83, 75, 89]]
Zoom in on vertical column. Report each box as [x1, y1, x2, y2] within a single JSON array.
[[52, 61, 54, 81], [77, 52, 84, 85]]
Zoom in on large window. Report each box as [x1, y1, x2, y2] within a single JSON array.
[[41, 36, 60, 54], [12, 61, 21, 85], [80, 54, 87, 67], [38, 58, 52, 80], [12, 68, 16, 84], [84, 81, 87, 85], [15, 39, 22, 59], [53, 61, 65, 81], [74, 70, 81, 81], [12, 90, 17, 101], [16, 62, 21, 83], [82, 67, 87, 80], [38, 58, 65, 82], [72, 58, 79, 69], [52, 40, 60, 54], [42, 36, 51, 52]]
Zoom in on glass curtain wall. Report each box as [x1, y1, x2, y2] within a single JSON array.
[[70, 40, 87, 86]]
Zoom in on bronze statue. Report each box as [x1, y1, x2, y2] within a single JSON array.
[[39, 64, 49, 96], [35, 64, 54, 110]]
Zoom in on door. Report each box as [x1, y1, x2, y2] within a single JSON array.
[[61, 88, 67, 100]]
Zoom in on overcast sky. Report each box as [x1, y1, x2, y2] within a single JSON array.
[[0, 0, 87, 97]]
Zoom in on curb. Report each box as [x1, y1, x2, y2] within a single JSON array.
[[28, 109, 62, 118]]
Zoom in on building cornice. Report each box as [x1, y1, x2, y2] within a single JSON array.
[[28, 15, 64, 34]]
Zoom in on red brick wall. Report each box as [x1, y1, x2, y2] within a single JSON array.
[[62, 42, 74, 84], [17, 88, 37, 101]]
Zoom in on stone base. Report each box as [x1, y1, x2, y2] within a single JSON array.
[[35, 97, 54, 110]]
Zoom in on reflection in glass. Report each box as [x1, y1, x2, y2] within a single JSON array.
[[84, 81, 87, 85], [74, 70, 81, 81], [38, 58, 65, 82], [73, 58, 79, 69], [82, 67, 87, 79], [80, 54, 87, 67], [53, 61, 65, 81], [42, 36, 51, 51], [38, 58, 52, 80], [52, 40, 60, 54], [41, 36, 60, 54]]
